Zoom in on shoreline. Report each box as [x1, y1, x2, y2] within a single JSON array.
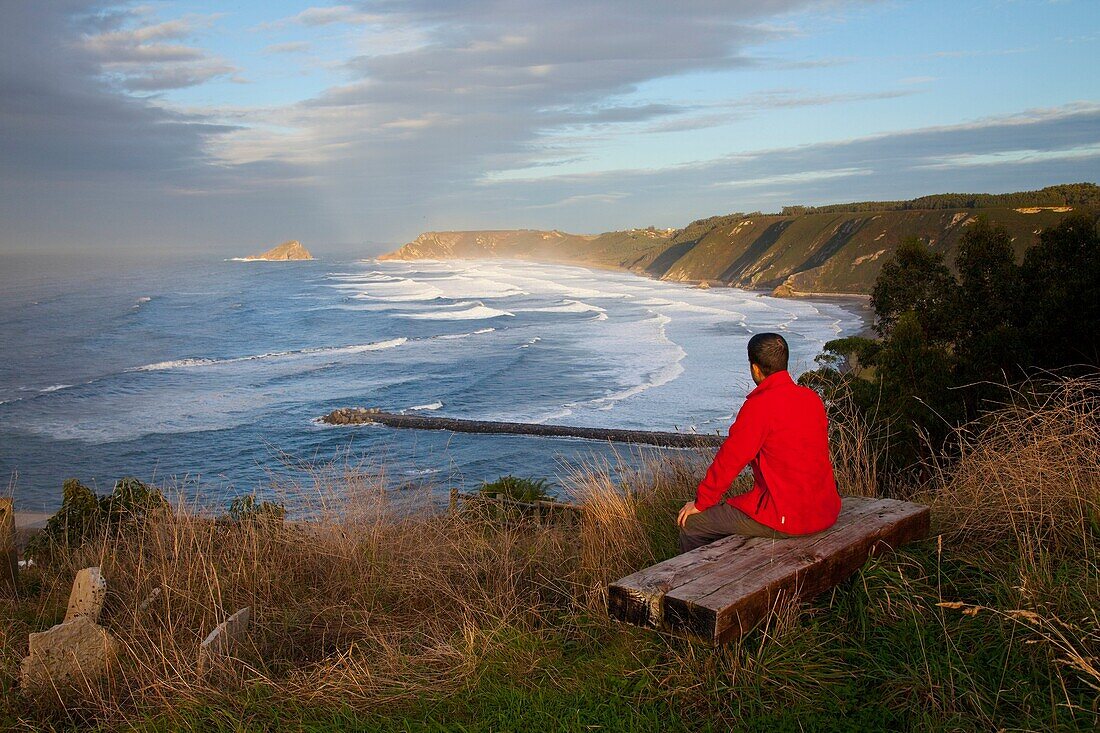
[[369, 255, 876, 332]]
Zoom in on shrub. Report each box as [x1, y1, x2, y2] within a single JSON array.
[[477, 475, 553, 503], [25, 477, 169, 560]]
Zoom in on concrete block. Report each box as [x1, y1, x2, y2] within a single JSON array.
[[198, 606, 250, 667], [20, 616, 118, 689], [65, 567, 107, 623]]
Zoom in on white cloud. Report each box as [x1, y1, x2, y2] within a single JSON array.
[[81, 11, 238, 92]]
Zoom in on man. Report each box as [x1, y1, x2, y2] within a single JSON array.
[[677, 332, 840, 553]]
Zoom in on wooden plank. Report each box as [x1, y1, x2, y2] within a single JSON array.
[[607, 534, 757, 628], [607, 497, 888, 629], [607, 496, 930, 645], [670, 500, 929, 643], [662, 498, 892, 603]]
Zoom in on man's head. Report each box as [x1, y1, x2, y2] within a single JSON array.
[[747, 332, 789, 385]]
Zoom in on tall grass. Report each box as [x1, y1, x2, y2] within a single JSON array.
[[928, 375, 1100, 561]]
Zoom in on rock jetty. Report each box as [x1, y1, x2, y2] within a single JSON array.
[[321, 408, 722, 448]]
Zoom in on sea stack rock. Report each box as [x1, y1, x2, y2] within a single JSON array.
[[243, 240, 314, 261]]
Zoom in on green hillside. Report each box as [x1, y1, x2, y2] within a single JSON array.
[[381, 184, 1097, 296]]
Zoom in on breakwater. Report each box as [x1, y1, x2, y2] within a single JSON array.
[[321, 408, 724, 448]]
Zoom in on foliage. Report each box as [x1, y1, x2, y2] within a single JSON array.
[[225, 494, 286, 524], [477, 475, 554, 503], [25, 476, 169, 559], [803, 213, 1100, 482], [784, 182, 1100, 215], [869, 235, 958, 341]]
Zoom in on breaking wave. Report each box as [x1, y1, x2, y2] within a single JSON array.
[[398, 302, 513, 321], [129, 338, 408, 372]]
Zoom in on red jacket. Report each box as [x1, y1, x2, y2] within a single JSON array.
[[694, 369, 840, 535]]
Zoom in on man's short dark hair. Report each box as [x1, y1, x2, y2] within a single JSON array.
[[747, 333, 789, 376]]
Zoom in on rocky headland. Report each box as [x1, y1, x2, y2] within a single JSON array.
[[243, 240, 314, 261], [381, 184, 1097, 297]]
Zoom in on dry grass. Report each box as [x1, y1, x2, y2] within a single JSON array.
[[3, 453, 699, 726], [928, 375, 1100, 561], [825, 386, 884, 498], [923, 375, 1100, 703]]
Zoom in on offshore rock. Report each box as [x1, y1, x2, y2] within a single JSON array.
[[243, 240, 314, 261]]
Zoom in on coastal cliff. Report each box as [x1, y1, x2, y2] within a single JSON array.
[[244, 240, 314, 261], [382, 184, 1097, 296]]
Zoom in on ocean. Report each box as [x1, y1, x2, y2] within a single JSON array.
[[0, 256, 867, 512]]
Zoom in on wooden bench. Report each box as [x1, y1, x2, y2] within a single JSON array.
[[608, 496, 930, 645]]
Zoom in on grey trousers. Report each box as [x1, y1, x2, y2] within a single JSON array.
[[679, 501, 793, 553]]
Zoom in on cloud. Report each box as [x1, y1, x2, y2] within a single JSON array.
[[3, 1, 1097, 255], [120, 61, 241, 92], [464, 104, 1100, 232], [262, 41, 311, 55], [212, 0, 827, 229], [258, 4, 384, 30], [81, 10, 239, 91], [0, 2, 324, 253], [712, 168, 870, 188], [293, 5, 382, 26]]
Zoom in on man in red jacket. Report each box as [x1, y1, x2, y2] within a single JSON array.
[[677, 332, 840, 552]]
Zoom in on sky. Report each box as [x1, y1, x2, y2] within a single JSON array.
[[1, 0, 1098, 258]]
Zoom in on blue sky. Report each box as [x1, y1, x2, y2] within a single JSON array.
[[1, 0, 1097, 256]]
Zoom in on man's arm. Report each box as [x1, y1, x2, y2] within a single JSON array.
[[693, 401, 767, 512]]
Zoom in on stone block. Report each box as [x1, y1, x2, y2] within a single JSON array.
[[65, 567, 107, 623], [20, 616, 118, 689], [198, 606, 250, 667]]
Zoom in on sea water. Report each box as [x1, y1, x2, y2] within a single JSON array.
[[0, 256, 867, 511]]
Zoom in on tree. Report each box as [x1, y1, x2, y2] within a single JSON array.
[[869, 237, 958, 343], [1017, 213, 1100, 369], [951, 217, 1025, 399]]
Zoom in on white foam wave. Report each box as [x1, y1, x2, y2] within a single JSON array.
[[588, 313, 686, 410], [39, 384, 74, 393], [132, 358, 217, 371], [335, 277, 445, 301], [432, 274, 528, 299], [435, 327, 496, 340], [327, 272, 401, 283], [398, 302, 513, 321], [406, 401, 443, 412], [519, 299, 606, 316], [129, 338, 408, 372]]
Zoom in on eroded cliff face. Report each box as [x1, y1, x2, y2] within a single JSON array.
[[381, 204, 1085, 296], [245, 240, 314, 261]]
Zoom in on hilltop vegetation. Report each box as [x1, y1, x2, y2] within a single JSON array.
[[383, 183, 1098, 296], [803, 214, 1100, 478]]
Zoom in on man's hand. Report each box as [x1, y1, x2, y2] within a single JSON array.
[[677, 500, 701, 528]]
